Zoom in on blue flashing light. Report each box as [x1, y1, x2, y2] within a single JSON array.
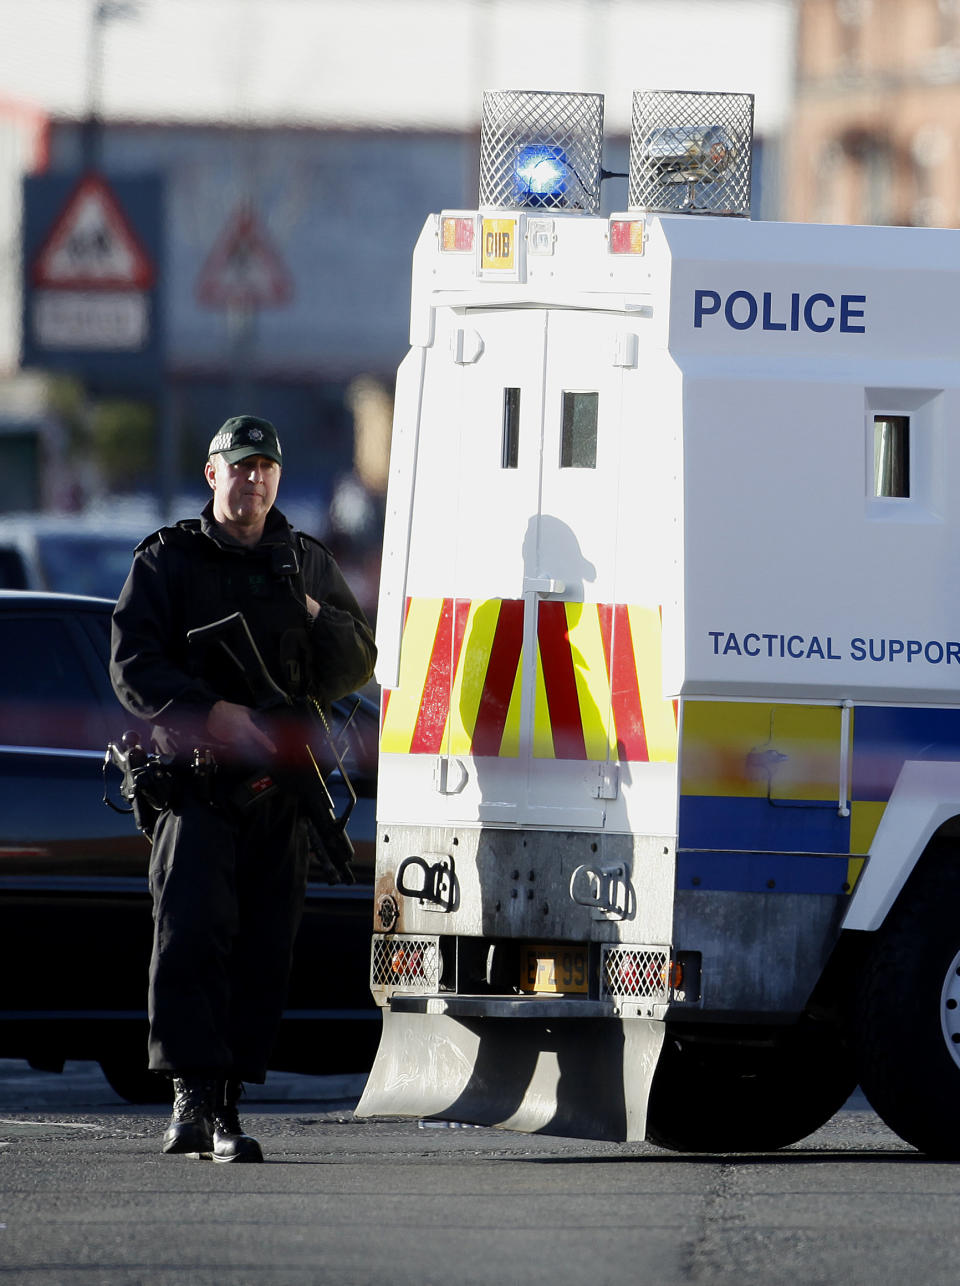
[[514, 143, 568, 205]]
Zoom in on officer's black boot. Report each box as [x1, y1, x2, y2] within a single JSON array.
[[211, 1080, 263, 1164], [162, 1076, 215, 1155]]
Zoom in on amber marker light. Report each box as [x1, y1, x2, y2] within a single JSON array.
[[609, 217, 645, 254], [440, 215, 475, 252]]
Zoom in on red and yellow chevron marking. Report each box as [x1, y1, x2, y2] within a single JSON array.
[[380, 597, 677, 762], [533, 601, 677, 761], [381, 598, 524, 756]]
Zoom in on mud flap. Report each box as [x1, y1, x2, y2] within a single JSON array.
[[355, 1007, 665, 1142]]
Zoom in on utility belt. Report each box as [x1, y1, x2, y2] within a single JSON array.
[[102, 729, 356, 885], [103, 733, 215, 836], [104, 612, 356, 884]]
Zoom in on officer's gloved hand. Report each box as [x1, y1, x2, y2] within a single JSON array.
[[206, 700, 277, 759]]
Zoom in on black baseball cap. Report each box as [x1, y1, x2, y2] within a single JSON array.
[[207, 415, 282, 466]]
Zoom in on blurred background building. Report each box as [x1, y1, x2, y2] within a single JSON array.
[[0, 0, 799, 615], [789, 0, 960, 227]]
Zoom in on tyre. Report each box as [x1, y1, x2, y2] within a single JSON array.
[[646, 1018, 857, 1152], [99, 1058, 170, 1105], [853, 854, 960, 1158]]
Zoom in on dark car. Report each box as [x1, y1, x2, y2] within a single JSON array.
[[0, 516, 150, 600], [0, 590, 379, 1101]]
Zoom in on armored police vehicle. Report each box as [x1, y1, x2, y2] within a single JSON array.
[[356, 88, 960, 1155]]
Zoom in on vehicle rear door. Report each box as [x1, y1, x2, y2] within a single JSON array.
[[446, 307, 626, 827]]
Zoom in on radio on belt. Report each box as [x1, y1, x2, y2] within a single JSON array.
[[355, 87, 960, 1159]]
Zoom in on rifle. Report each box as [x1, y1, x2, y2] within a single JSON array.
[[186, 611, 357, 884]]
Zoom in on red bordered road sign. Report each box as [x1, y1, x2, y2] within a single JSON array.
[[30, 171, 155, 290], [196, 203, 293, 309]]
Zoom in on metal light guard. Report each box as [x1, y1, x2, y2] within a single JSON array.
[[628, 89, 754, 216], [479, 89, 604, 213]]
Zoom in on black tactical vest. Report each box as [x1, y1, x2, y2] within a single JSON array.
[[157, 519, 313, 703]]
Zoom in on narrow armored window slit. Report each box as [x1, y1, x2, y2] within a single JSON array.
[[560, 391, 598, 469], [502, 387, 520, 468], [873, 414, 909, 497]]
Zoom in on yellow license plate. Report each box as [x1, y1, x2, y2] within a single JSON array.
[[480, 216, 517, 271], [519, 945, 588, 994]]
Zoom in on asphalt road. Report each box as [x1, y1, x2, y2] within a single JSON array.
[[0, 1060, 957, 1286]]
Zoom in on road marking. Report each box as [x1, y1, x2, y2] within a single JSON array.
[[0, 1118, 102, 1131]]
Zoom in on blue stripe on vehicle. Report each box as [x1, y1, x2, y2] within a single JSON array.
[[852, 705, 960, 802], [678, 794, 851, 855], [676, 850, 852, 895]]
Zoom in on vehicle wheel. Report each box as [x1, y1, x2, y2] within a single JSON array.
[[645, 1018, 857, 1153], [853, 855, 960, 1158], [99, 1058, 170, 1105]]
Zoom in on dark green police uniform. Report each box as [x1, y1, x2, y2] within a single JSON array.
[[110, 498, 376, 1081]]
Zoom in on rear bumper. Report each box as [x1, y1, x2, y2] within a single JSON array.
[[356, 1005, 665, 1142]]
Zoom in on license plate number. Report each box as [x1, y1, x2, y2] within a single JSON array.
[[519, 945, 588, 994]]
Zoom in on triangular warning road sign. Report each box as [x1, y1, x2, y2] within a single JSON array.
[[31, 172, 155, 290], [196, 203, 293, 309]]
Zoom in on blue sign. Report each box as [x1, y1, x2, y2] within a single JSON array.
[[21, 171, 164, 391]]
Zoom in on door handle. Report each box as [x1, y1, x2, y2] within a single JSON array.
[[523, 577, 566, 595]]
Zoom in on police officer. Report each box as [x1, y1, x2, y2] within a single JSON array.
[[110, 415, 376, 1163]]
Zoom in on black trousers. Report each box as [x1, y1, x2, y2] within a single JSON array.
[[147, 787, 308, 1082]]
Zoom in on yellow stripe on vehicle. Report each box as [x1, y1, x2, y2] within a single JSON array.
[[566, 603, 617, 761], [501, 651, 524, 757], [380, 597, 445, 754], [532, 644, 554, 759], [627, 604, 678, 762], [448, 599, 498, 755]]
